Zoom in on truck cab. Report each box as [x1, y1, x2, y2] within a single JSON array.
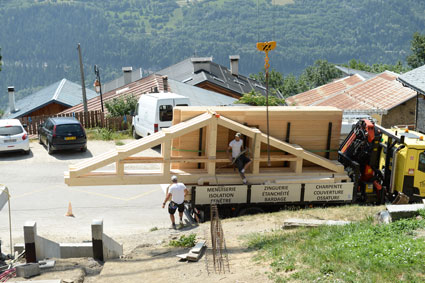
[[380, 128, 425, 200]]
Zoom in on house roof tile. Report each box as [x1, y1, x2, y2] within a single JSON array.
[[4, 79, 98, 118], [397, 64, 425, 95], [287, 71, 416, 111], [285, 74, 365, 105]]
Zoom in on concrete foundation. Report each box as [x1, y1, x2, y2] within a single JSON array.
[[92, 219, 123, 261], [60, 243, 92, 258], [21, 220, 122, 261]]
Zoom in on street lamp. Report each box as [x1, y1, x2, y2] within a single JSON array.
[[94, 64, 104, 112]]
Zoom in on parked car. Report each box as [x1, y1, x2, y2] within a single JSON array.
[[132, 92, 190, 139], [38, 117, 87, 154], [0, 119, 30, 155]]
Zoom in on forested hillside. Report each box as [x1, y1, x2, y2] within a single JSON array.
[[0, 0, 424, 109]]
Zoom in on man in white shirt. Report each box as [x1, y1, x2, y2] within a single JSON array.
[[227, 133, 252, 184], [162, 175, 188, 229]]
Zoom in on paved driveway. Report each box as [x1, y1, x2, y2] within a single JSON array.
[[0, 139, 170, 253]]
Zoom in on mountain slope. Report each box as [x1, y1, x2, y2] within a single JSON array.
[[0, 0, 424, 109]]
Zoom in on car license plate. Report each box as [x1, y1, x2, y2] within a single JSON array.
[[65, 136, 76, 140], [4, 139, 16, 143]]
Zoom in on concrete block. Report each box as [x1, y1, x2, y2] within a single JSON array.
[[60, 243, 93, 258], [282, 218, 351, 229], [92, 219, 104, 261], [39, 259, 56, 269], [24, 221, 37, 263], [15, 263, 40, 278], [91, 219, 103, 241], [386, 204, 425, 221], [36, 236, 60, 260], [102, 234, 123, 260], [24, 221, 37, 244]]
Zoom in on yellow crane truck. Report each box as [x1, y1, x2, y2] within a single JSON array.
[[339, 119, 425, 204]]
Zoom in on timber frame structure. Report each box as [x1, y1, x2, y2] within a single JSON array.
[[65, 109, 349, 187]]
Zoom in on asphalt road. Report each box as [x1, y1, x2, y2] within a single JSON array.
[[0, 139, 171, 252]]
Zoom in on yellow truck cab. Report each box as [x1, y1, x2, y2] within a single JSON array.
[[380, 128, 425, 200]]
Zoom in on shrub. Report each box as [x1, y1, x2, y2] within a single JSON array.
[[169, 234, 196, 247]]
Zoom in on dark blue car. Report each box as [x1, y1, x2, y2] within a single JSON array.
[[38, 117, 87, 154]]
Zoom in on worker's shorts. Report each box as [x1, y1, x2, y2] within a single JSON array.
[[168, 201, 185, 214], [234, 155, 251, 173]]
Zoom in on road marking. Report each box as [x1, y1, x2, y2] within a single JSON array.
[[12, 187, 55, 199], [126, 188, 160, 201], [70, 187, 160, 202]]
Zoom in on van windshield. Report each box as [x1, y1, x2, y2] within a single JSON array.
[[159, 105, 173, 122], [0, 126, 23, 136]]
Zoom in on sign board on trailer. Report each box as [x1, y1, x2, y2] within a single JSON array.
[[251, 184, 301, 203], [195, 185, 248, 205], [304, 183, 353, 202]]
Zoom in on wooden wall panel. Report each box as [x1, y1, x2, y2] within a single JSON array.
[[172, 106, 342, 169]]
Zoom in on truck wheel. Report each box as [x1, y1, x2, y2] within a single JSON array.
[[238, 207, 264, 217], [132, 127, 140, 139]]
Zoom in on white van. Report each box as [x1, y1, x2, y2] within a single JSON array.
[[132, 92, 190, 138]]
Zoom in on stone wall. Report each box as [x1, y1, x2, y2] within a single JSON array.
[[417, 94, 425, 133], [381, 97, 416, 128]]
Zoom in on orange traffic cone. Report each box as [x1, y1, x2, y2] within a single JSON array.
[[65, 202, 75, 217]]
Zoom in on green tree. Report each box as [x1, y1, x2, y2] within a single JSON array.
[[104, 94, 138, 117], [250, 68, 285, 95], [236, 90, 285, 106], [407, 32, 425, 68], [345, 59, 409, 74], [301, 60, 342, 89]]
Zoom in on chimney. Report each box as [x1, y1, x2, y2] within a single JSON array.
[[122, 67, 133, 85], [229, 55, 240, 76], [8, 86, 17, 113], [162, 76, 168, 93], [191, 57, 213, 74]]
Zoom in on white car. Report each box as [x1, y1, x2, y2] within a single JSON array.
[[0, 119, 30, 154]]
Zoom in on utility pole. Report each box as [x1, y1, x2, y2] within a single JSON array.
[[77, 43, 88, 113]]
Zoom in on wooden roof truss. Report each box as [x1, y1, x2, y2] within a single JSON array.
[[65, 112, 348, 186]]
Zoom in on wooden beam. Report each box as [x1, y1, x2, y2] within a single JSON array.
[[120, 155, 298, 164], [206, 117, 217, 175], [216, 115, 256, 138], [162, 135, 172, 179], [252, 130, 262, 174], [290, 157, 303, 174], [116, 161, 124, 177], [65, 170, 349, 187]]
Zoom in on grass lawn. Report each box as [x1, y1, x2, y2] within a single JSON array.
[[247, 211, 425, 282], [86, 127, 132, 142]]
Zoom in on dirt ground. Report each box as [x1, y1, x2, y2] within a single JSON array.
[[7, 205, 384, 283]]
